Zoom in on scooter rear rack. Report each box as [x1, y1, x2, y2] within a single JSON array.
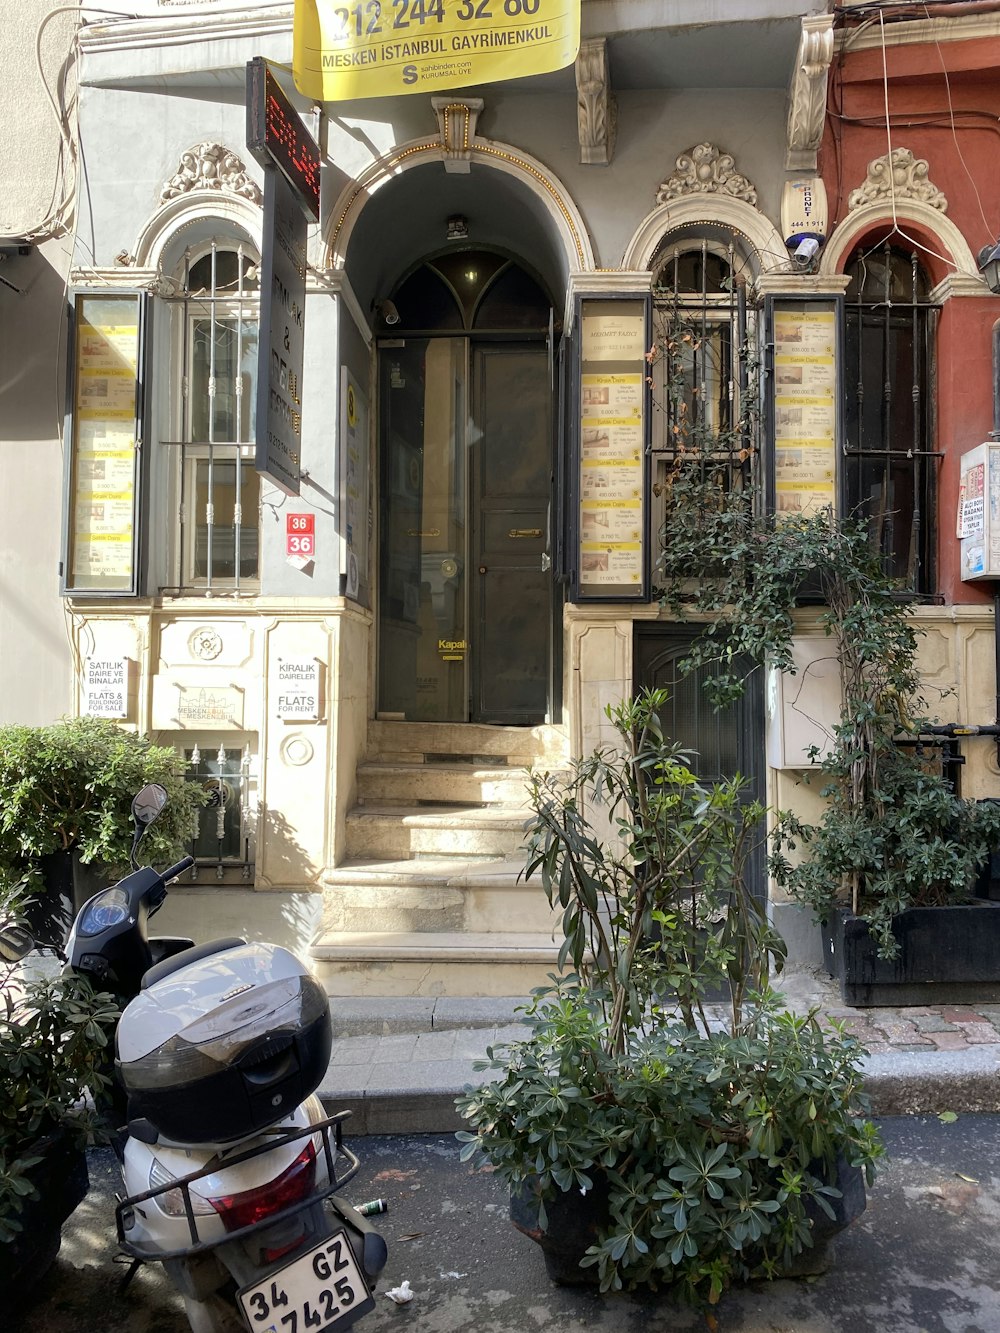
[[115, 1109, 364, 1262]]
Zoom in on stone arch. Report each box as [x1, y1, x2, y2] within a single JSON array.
[[821, 200, 981, 285], [621, 195, 789, 275], [322, 135, 596, 280], [133, 191, 263, 273]]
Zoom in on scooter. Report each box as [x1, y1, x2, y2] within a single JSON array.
[[63, 782, 387, 1333]]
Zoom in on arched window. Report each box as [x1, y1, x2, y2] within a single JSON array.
[[843, 241, 936, 594], [649, 233, 760, 515], [385, 250, 551, 334], [157, 233, 261, 591]]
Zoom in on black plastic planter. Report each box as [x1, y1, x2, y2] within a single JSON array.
[[510, 1158, 866, 1286], [0, 1131, 89, 1304], [822, 902, 1000, 1007]]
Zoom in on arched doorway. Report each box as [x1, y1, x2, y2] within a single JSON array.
[[376, 250, 557, 724]]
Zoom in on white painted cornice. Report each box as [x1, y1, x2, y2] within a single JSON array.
[[929, 272, 993, 302], [79, 5, 292, 55], [71, 265, 160, 290], [756, 271, 850, 297], [568, 270, 653, 296], [836, 11, 1000, 55]]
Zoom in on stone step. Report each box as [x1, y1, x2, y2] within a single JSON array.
[[345, 804, 531, 860], [321, 856, 556, 934], [310, 930, 562, 997], [356, 761, 535, 807], [368, 719, 567, 767]]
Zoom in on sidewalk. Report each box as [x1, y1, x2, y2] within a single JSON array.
[[317, 968, 1000, 1133]]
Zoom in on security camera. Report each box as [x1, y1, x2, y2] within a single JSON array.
[[377, 299, 400, 326], [791, 236, 821, 267]]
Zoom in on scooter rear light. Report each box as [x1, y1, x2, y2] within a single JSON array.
[[208, 1141, 318, 1233], [148, 1157, 217, 1218]]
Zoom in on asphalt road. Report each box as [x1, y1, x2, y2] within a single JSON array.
[[15, 1115, 1000, 1332]]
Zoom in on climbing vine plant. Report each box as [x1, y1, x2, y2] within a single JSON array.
[[650, 308, 1000, 958]]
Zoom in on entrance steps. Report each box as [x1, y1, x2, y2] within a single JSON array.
[[310, 721, 569, 998]]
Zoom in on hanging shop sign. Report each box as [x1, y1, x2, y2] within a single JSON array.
[[572, 296, 649, 602], [254, 166, 307, 496], [247, 58, 320, 221], [63, 293, 143, 595], [247, 59, 322, 497], [767, 297, 839, 521], [292, 0, 581, 101]]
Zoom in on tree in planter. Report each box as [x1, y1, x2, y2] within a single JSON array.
[[456, 691, 882, 1303], [0, 716, 205, 907]]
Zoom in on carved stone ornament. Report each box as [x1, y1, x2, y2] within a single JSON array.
[[655, 144, 758, 207], [189, 626, 224, 661], [786, 14, 835, 171], [431, 98, 484, 174], [576, 38, 615, 166], [160, 144, 263, 207], [848, 148, 947, 213]]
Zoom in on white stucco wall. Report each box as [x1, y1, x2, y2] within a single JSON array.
[[0, 3, 79, 724]]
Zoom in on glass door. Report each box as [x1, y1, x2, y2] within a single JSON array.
[[377, 338, 552, 723], [378, 338, 468, 721]]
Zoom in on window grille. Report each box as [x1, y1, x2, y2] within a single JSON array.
[[649, 238, 760, 517], [184, 740, 256, 880], [161, 241, 261, 592], [844, 241, 938, 595]]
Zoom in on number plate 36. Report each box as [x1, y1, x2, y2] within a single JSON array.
[[238, 1229, 375, 1333]]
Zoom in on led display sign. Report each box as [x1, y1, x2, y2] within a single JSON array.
[[247, 57, 321, 221]]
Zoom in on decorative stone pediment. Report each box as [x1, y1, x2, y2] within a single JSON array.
[[848, 149, 947, 213], [786, 14, 835, 171], [576, 38, 615, 166], [160, 144, 262, 207], [655, 144, 757, 207], [431, 98, 484, 173]]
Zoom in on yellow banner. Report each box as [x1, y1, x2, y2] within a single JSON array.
[[293, 0, 581, 101]]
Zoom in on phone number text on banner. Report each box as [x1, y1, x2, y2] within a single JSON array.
[[293, 0, 581, 100]]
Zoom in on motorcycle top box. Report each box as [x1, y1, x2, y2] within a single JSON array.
[[117, 941, 333, 1146]]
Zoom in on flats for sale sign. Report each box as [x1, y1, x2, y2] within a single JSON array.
[[293, 0, 580, 101]]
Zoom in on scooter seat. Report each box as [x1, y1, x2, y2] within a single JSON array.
[[140, 937, 246, 989]]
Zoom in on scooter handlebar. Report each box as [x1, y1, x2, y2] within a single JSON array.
[[160, 855, 196, 884]]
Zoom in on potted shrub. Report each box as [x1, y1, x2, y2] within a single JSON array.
[[0, 874, 119, 1300], [0, 716, 205, 944], [456, 691, 882, 1304]]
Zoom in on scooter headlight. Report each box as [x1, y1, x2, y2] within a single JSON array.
[[148, 1157, 215, 1217], [78, 887, 130, 937]]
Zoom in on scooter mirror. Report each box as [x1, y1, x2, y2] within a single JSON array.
[[0, 922, 34, 963], [132, 783, 169, 827]]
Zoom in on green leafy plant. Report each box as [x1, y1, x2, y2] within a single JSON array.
[[656, 495, 1000, 958], [0, 882, 119, 1244], [0, 716, 205, 887], [647, 301, 1000, 959], [456, 691, 882, 1302]]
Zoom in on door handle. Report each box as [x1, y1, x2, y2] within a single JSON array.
[[540, 552, 551, 572], [479, 565, 488, 574]]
